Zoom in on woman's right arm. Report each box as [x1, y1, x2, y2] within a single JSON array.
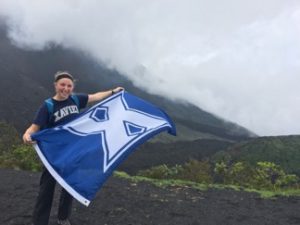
[[22, 124, 40, 144]]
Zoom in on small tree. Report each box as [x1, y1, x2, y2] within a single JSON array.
[[227, 162, 255, 187], [214, 161, 228, 184], [252, 162, 285, 190], [178, 159, 213, 184]]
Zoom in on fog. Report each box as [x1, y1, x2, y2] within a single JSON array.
[[0, 0, 299, 135]]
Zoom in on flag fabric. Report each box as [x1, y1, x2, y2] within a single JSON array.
[[32, 91, 176, 206]]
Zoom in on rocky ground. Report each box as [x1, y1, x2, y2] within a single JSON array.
[[1, 169, 300, 225]]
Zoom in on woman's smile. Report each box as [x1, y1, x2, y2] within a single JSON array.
[[54, 78, 74, 100]]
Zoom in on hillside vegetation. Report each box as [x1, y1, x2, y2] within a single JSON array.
[[137, 160, 299, 194], [223, 136, 300, 175]]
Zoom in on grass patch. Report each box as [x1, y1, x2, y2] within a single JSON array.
[[114, 171, 209, 191], [114, 171, 300, 199]]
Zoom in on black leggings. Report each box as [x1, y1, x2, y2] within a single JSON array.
[[32, 168, 73, 225]]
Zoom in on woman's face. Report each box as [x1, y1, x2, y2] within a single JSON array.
[[54, 78, 74, 100]]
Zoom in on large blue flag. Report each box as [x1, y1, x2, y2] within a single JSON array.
[[32, 91, 176, 206]]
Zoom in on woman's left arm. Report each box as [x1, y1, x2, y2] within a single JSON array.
[[88, 87, 124, 103]]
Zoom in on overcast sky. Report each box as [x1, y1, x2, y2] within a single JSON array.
[[0, 0, 299, 136]]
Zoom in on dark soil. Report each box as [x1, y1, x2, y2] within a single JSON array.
[[1, 169, 300, 225]]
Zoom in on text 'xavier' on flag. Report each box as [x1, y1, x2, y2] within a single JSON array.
[[32, 91, 176, 206]]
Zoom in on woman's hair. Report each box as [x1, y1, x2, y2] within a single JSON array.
[[54, 71, 74, 82]]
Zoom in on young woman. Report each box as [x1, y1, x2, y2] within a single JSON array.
[[23, 71, 123, 225]]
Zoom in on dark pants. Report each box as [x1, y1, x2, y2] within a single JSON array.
[[32, 168, 73, 225]]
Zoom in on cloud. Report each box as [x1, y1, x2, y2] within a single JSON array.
[[0, 0, 299, 136]]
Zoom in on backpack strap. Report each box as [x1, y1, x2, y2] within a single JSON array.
[[45, 98, 54, 116], [70, 94, 80, 109], [44, 95, 80, 120]]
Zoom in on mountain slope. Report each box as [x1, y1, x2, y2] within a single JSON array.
[[0, 23, 255, 142]]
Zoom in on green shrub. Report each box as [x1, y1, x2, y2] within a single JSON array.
[[227, 162, 255, 187], [138, 164, 173, 179], [276, 174, 299, 188], [177, 160, 212, 184], [214, 161, 228, 183], [0, 144, 42, 171], [250, 161, 299, 190], [137, 159, 299, 191], [138, 160, 213, 184]]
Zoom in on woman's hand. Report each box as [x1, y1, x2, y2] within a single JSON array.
[[23, 132, 34, 144], [112, 87, 124, 94], [88, 87, 125, 103], [22, 124, 40, 144]]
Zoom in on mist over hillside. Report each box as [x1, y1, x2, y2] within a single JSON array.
[[0, 23, 255, 143]]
